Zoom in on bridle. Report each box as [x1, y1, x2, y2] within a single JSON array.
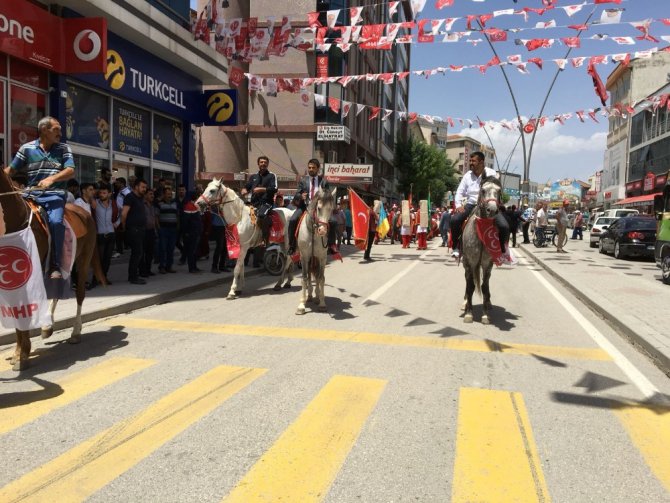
[[199, 183, 236, 207], [477, 182, 501, 216], [306, 195, 333, 249]]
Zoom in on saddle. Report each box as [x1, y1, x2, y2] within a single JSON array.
[[25, 200, 88, 239]]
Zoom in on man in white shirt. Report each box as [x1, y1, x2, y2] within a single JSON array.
[[74, 182, 96, 215], [450, 151, 510, 259]]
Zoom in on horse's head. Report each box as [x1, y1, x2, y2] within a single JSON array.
[[478, 176, 502, 218], [309, 187, 337, 237], [197, 177, 226, 210]]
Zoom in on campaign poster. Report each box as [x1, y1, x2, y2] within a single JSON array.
[[113, 102, 150, 158]]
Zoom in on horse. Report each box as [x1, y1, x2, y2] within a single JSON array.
[[0, 168, 105, 370], [295, 188, 337, 315], [197, 178, 295, 299], [461, 176, 503, 325]]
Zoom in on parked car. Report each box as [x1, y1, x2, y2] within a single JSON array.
[[589, 216, 618, 248], [598, 216, 657, 259], [601, 208, 639, 218]]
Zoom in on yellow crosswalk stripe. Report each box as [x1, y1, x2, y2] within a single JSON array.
[[615, 404, 670, 492], [452, 387, 551, 503], [0, 365, 266, 503], [0, 357, 155, 436], [111, 318, 612, 362], [223, 374, 386, 502]]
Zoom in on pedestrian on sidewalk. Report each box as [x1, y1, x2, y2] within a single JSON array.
[[121, 178, 148, 285], [157, 186, 179, 274], [74, 182, 95, 215], [555, 200, 569, 253], [343, 203, 352, 245], [140, 188, 159, 277], [181, 192, 203, 273], [92, 183, 117, 286], [508, 205, 521, 248], [571, 211, 584, 240], [114, 177, 131, 257], [520, 204, 535, 244]]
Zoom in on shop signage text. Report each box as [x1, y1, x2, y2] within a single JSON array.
[[317, 125, 350, 143], [325, 163, 373, 183], [130, 69, 185, 109], [643, 172, 656, 192], [0, 0, 106, 73]]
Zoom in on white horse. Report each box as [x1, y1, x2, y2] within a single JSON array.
[[296, 188, 337, 315], [197, 178, 294, 299]]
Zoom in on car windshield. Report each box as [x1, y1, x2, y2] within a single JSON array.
[[595, 217, 617, 225], [622, 217, 657, 230]]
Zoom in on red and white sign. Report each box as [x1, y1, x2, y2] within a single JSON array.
[[643, 172, 656, 192], [0, 0, 107, 73], [0, 226, 50, 331], [316, 55, 328, 78], [325, 163, 373, 183]]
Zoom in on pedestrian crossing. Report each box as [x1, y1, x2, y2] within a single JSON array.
[[1, 353, 669, 501]]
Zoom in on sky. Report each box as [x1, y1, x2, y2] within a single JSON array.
[[408, 0, 668, 184]]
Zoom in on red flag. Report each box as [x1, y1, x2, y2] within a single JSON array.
[[486, 55, 501, 67], [435, 0, 453, 8], [528, 57, 543, 69], [417, 19, 434, 43], [368, 106, 381, 120], [525, 39, 553, 51], [587, 61, 609, 106], [486, 29, 508, 42], [561, 37, 581, 48], [595, 0, 621, 3], [229, 65, 244, 88], [328, 97, 340, 113], [307, 12, 322, 28], [408, 112, 418, 123], [479, 14, 493, 27], [349, 189, 371, 251]]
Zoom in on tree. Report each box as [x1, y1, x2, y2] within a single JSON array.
[[395, 136, 458, 205]]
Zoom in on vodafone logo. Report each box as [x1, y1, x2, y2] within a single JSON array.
[[73, 29, 102, 62], [0, 247, 32, 291]]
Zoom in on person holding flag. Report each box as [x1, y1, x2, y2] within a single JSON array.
[[377, 202, 390, 241], [348, 188, 376, 261], [363, 205, 378, 262]]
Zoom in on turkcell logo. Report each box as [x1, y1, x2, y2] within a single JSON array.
[[202, 89, 237, 126]]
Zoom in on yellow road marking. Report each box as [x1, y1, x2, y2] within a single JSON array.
[[0, 357, 155, 436], [223, 375, 386, 502], [0, 365, 266, 503], [615, 405, 670, 492], [112, 318, 612, 362], [452, 387, 551, 503]]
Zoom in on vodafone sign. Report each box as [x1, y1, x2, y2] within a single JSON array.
[[0, 0, 106, 73]]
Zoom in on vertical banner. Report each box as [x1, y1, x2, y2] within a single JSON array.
[[316, 55, 329, 78], [401, 200, 410, 226], [420, 200, 429, 227], [113, 102, 150, 158]]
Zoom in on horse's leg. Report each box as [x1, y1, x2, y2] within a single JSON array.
[[41, 298, 59, 339], [296, 256, 309, 315], [11, 330, 31, 371], [481, 263, 493, 325], [68, 260, 89, 344], [317, 260, 327, 312], [463, 266, 475, 324], [284, 261, 293, 289], [228, 247, 244, 299]]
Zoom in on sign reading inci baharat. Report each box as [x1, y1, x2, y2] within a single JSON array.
[[551, 179, 582, 206]]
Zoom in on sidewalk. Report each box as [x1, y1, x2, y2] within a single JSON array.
[[518, 239, 670, 376], [0, 252, 263, 346]]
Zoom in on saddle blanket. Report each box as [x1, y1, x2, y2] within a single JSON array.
[[226, 225, 241, 260], [475, 217, 517, 267], [268, 212, 285, 244]]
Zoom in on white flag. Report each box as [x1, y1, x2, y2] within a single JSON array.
[[600, 9, 623, 25], [356, 103, 366, 116], [561, 3, 586, 17], [350, 7, 363, 25], [327, 10, 340, 28]]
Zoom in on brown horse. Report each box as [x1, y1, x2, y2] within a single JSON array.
[[0, 169, 105, 371]]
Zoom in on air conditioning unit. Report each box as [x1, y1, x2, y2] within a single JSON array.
[[328, 151, 338, 163]]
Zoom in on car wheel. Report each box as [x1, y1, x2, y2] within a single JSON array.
[[662, 256, 670, 285], [614, 240, 624, 260], [598, 239, 605, 254], [589, 240, 597, 248]]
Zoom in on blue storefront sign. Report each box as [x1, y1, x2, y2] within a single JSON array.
[[74, 32, 201, 123], [113, 101, 151, 158], [65, 83, 109, 148]]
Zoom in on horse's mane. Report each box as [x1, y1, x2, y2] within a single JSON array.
[[307, 188, 334, 212], [481, 176, 502, 189]]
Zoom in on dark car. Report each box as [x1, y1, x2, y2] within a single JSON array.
[[599, 216, 657, 259]]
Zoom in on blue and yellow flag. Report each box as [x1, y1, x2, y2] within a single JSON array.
[[377, 203, 390, 239]]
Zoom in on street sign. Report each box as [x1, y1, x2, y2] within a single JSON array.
[[317, 125, 351, 143], [324, 163, 372, 183]]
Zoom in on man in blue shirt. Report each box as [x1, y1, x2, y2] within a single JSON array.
[[6, 116, 75, 279]]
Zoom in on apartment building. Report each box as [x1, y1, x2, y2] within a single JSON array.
[[445, 134, 495, 176]]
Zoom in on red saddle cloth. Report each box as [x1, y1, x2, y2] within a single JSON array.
[[268, 212, 284, 244], [475, 217, 504, 266]]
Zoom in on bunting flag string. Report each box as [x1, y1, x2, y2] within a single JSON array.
[[243, 46, 666, 90]]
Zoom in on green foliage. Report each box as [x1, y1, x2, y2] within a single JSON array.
[[501, 192, 511, 204], [394, 136, 458, 205]]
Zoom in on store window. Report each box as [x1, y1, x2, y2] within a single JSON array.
[[66, 84, 110, 149], [0, 54, 6, 77], [153, 168, 180, 192], [10, 85, 46, 156], [113, 101, 151, 160], [153, 114, 183, 166], [9, 58, 48, 89], [72, 154, 110, 184]]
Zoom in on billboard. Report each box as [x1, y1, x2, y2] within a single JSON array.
[[325, 163, 373, 183], [551, 179, 582, 205]]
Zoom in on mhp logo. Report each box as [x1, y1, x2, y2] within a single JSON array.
[[202, 90, 237, 126]]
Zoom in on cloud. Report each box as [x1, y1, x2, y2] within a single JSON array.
[[456, 120, 606, 182]]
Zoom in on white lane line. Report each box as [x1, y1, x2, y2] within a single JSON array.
[[363, 247, 435, 303], [524, 257, 659, 398]]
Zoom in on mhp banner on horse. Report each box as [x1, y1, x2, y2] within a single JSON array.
[[0, 226, 51, 330]]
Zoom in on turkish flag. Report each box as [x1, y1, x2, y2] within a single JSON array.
[[307, 12, 321, 28], [486, 29, 508, 42], [368, 106, 381, 120], [435, 0, 454, 8], [588, 61, 609, 106], [349, 189, 371, 251], [328, 97, 340, 113]]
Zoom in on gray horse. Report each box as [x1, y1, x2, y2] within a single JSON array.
[[461, 176, 503, 324], [296, 187, 337, 315]]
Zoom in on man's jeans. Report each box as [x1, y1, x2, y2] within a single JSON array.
[[159, 227, 178, 270], [36, 192, 67, 270]]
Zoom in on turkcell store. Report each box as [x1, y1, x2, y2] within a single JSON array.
[[63, 31, 201, 188]]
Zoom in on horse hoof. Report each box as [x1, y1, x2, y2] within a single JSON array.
[[296, 308, 306, 315], [227, 294, 237, 300], [283, 283, 291, 289], [318, 305, 327, 312], [464, 314, 473, 324], [41, 327, 54, 339], [67, 335, 81, 345], [273, 285, 282, 291], [481, 315, 490, 325], [461, 301, 467, 311], [12, 359, 29, 371]]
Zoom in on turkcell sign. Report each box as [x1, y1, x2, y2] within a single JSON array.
[[74, 32, 201, 122]]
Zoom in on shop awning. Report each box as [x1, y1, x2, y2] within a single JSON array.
[[612, 194, 657, 207]]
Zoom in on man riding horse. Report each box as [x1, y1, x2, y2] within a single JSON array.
[[240, 155, 277, 246], [5, 116, 74, 280], [287, 158, 339, 258], [450, 151, 511, 263]]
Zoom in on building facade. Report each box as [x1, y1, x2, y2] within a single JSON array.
[[1, 0, 228, 190], [445, 134, 495, 175], [196, 0, 412, 201]]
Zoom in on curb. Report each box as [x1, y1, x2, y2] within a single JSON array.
[[518, 245, 670, 377], [0, 268, 266, 348]]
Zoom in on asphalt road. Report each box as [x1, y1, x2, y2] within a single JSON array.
[[1, 239, 669, 502]]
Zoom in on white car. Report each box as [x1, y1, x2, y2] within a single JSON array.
[[589, 216, 619, 248]]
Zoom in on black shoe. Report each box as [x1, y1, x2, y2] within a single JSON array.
[[129, 278, 146, 285], [253, 263, 261, 268], [166, 268, 177, 273], [105, 278, 112, 285], [139, 273, 149, 278], [159, 267, 166, 274], [211, 267, 221, 274], [220, 267, 231, 272]]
